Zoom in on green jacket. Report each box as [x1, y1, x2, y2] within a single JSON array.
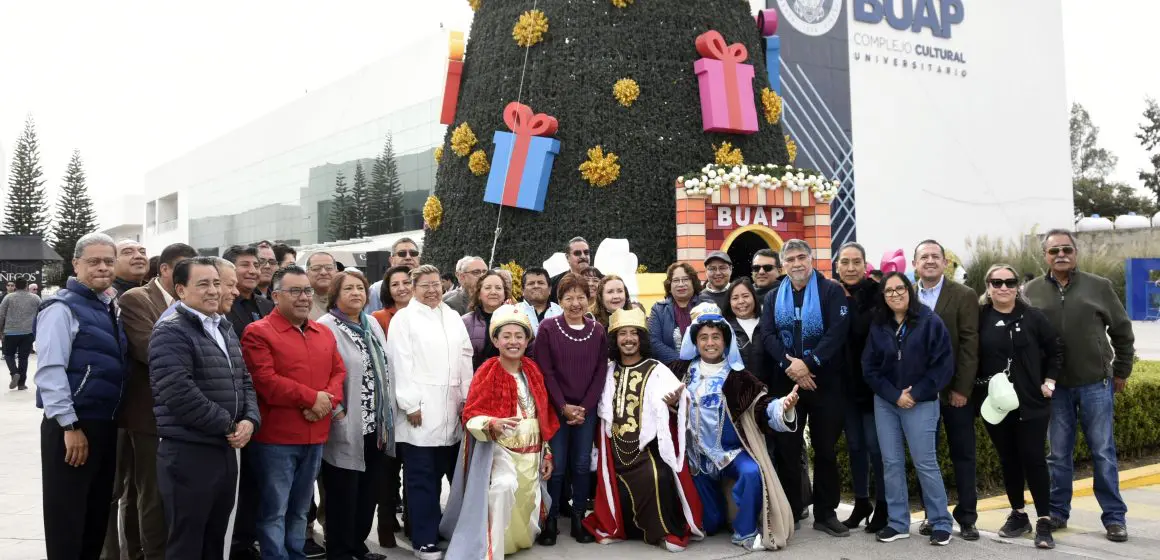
[[1024, 270, 1135, 387]]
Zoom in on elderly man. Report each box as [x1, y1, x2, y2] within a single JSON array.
[[306, 252, 338, 321], [367, 237, 421, 314], [1, 278, 40, 390], [34, 233, 128, 560], [216, 258, 240, 315], [695, 251, 733, 309], [751, 249, 782, 302], [443, 255, 487, 316], [150, 257, 261, 559], [113, 240, 149, 297], [255, 241, 278, 300], [1025, 229, 1135, 543], [911, 239, 980, 541], [759, 239, 850, 537], [105, 242, 197, 560], [517, 267, 562, 335], [550, 237, 591, 304]]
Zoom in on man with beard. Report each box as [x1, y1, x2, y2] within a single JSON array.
[[583, 308, 704, 552], [549, 237, 591, 304], [112, 240, 149, 297], [442, 255, 487, 316], [367, 237, 421, 314]]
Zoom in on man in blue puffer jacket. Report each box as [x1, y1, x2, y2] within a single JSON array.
[[33, 233, 128, 560]]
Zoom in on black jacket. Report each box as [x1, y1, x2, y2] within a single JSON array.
[[729, 317, 767, 386], [760, 270, 850, 396], [975, 301, 1063, 421], [841, 277, 879, 411], [149, 305, 261, 446], [226, 291, 274, 340]]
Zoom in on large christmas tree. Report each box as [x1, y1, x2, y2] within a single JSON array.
[[423, 0, 791, 272]]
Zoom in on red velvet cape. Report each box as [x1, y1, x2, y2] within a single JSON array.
[[463, 356, 560, 442]]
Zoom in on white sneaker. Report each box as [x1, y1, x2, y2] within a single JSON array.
[[661, 540, 686, 553], [414, 544, 442, 560]]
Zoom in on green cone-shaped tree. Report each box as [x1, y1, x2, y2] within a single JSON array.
[[52, 150, 99, 278], [423, 0, 789, 271], [3, 115, 51, 236]]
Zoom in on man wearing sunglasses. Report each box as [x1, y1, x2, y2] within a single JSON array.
[[1024, 229, 1135, 543], [549, 237, 591, 304], [367, 238, 421, 313], [443, 255, 487, 316], [751, 249, 783, 302]]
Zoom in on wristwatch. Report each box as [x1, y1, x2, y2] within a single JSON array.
[[61, 423, 78, 432]]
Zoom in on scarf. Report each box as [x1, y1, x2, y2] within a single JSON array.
[[774, 271, 823, 361], [463, 356, 560, 443], [329, 309, 396, 456]]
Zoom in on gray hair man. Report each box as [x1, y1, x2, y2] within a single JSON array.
[[34, 233, 129, 559], [367, 237, 421, 314], [1025, 228, 1135, 543], [443, 255, 486, 316], [758, 238, 851, 537]]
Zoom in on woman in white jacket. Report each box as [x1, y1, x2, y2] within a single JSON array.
[[387, 264, 474, 560]]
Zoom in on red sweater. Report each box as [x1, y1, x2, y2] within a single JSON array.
[[241, 309, 346, 445]]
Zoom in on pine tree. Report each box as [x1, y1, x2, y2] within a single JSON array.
[[1135, 97, 1160, 204], [368, 133, 405, 235], [351, 161, 369, 238], [330, 170, 352, 240], [51, 150, 99, 278], [3, 115, 51, 236]]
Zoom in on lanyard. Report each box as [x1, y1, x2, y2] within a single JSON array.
[[894, 322, 907, 361]]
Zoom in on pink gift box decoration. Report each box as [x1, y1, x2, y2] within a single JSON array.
[[694, 30, 759, 135]]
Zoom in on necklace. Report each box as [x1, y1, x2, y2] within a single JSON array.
[[556, 316, 595, 343]]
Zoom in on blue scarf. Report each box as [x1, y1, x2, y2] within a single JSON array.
[[774, 272, 824, 361]]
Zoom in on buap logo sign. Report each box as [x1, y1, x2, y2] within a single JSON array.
[[853, 0, 964, 39], [777, 0, 843, 37]]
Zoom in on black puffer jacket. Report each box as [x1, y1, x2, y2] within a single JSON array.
[[149, 305, 261, 446], [842, 278, 879, 411]]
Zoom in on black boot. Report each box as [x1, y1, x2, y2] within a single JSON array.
[[864, 500, 888, 533], [572, 515, 595, 543], [537, 517, 558, 546], [843, 497, 874, 529]]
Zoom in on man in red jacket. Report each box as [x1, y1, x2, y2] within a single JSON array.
[[241, 265, 346, 560]]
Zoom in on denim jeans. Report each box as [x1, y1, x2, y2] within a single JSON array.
[[1047, 379, 1127, 527], [547, 412, 597, 518], [250, 443, 323, 560], [874, 397, 952, 534], [844, 409, 884, 502]]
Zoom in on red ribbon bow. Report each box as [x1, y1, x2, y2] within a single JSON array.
[[695, 30, 748, 131], [500, 102, 558, 206]]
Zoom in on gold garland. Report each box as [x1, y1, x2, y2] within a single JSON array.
[[499, 261, 525, 300], [785, 135, 798, 164], [761, 88, 783, 125], [423, 195, 443, 230], [467, 0, 481, 11], [513, 9, 549, 48], [611, 0, 635, 9], [714, 142, 744, 166], [468, 149, 490, 176], [434, 146, 444, 164], [579, 146, 621, 187], [450, 123, 477, 157], [636, 264, 648, 273], [613, 78, 640, 107]]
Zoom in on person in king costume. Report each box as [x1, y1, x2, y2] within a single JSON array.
[[583, 308, 706, 552], [439, 305, 559, 559], [674, 303, 800, 551]]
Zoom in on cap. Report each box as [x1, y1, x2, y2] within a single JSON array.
[[609, 307, 648, 334], [488, 304, 533, 338], [980, 374, 1019, 425], [704, 251, 732, 266]]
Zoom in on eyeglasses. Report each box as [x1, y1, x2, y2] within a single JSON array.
[[308, 265, 336, 273], [752, 264, 777, 273], [671, 277, 692, 285], [884, 287, 908, 297], [571, 249, 590, 257], [464, 269, 487, 277], [258, 259, 278, 267], [277, 287, 315, 298], [707, 265, 731, 273], [988, 278, 1019, 289], [415, 282, 442, 291], [83, 257, 116, 267], [395, 250, 420, 258], [1046, 246, 1075, 256]]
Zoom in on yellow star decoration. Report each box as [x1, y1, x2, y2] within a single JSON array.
[[467, 0, 481, 11], [513, 9, 549, 48], [423, 195, 443, 230], [434, 146, 444, 164], [468, 150, 490, 176], [613, 78, 640, 107], [636, 264, 648, 273], [450, 123, 477, 157], [611, 0, 635, 8], [579, 146, 621, 187], [714, 142, 744, 166], [499, 261, 525, 300], [761, 88, 783, 125], [785, 135, 798, 163]]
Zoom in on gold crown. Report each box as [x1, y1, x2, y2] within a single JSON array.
[[609, 307, 648, 334], [489, 304, 533, 337]]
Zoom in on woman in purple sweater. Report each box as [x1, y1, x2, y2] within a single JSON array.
[[532, 272, 609, 546]]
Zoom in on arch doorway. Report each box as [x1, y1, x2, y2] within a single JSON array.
[[721, 225, 783, 282]]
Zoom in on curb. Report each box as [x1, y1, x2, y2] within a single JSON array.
[[975, 463, 1160, 512]]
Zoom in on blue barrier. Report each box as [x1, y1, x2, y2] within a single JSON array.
[[1125, 258, 1160, 321]]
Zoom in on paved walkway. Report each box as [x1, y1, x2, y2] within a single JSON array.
[[4, 354, 1160, 559]]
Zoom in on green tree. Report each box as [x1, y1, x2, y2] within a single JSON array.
[[1135, 96, 1160, 204], [351, 161, 369, 237], [329, 170, 356, 240], [368, 133, 405, 235], [1071, 103, 1118, 180], [3, 115, 51, 236], [1070, 103, 1155, 217], [51, 150, 99, 278], [1073, 177, 1157, 218]]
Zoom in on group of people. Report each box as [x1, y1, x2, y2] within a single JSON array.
[[24, 228, 1136, 559]]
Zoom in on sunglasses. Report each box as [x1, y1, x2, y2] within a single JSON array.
[[752, 264, 776, 273], [395, 250, 420, 258], [988, 278, 1019, 289], [571, 249, 590, 257], [1046, 246, 1075, 256]]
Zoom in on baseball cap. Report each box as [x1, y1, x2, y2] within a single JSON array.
[[704, 251, 732, 266], [981, 374, 1019, 425]]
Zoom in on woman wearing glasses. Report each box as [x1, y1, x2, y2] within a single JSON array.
[[976, 265, 1062, 549], [386, 265, 474, 560], [647, 263, 703, 367], [861, 272, 955, 546]]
